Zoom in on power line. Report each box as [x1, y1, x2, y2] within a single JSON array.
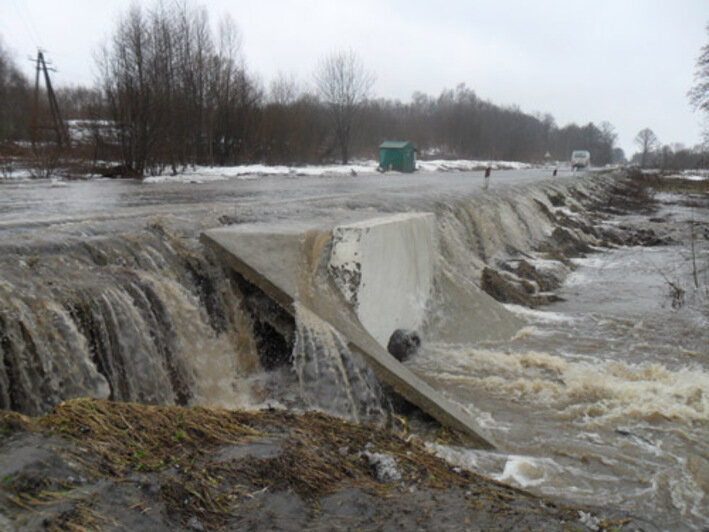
[[10, 0, 42, 49]]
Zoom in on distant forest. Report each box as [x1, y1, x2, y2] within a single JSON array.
[[0, 3, 706, 176]]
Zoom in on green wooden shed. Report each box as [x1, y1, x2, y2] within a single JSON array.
[[379, 141, 416, 173]]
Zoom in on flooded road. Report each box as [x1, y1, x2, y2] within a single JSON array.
[[0, 168, 567, 237]]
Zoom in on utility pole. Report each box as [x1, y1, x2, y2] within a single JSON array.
[[29, 50, 70, 149]]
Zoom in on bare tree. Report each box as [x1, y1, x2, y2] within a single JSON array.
[[97, 5, 157, 175], [689, 23, 709, 147], [208, 15, 262, 164], [634, 128, 659, 168], [97, 2, 261, 175], [314, 50, 374, 164], [689, 23, 709, 113], [0, 41, 31, 142], [269, 72, 299, 105]]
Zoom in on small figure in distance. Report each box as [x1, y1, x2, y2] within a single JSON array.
[[483, 166, 491, 189]]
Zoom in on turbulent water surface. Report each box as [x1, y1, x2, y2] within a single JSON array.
[[1, 170, 707, 529], [416, 193, 709, 530]]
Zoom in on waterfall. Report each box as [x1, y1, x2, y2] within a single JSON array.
[[0, 227, 257, 415], [292, 304, 388, 423], [0, 175, 619, 417]]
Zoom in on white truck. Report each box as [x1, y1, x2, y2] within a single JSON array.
[[571, 150, 591, 170]]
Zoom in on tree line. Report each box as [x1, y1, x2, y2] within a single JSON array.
[[1, 3, 708, 176]]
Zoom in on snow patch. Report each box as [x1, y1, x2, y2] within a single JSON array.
[[139, 158, 534, 184], [666, 170, 709, 181], [417, 159, 533, 172]]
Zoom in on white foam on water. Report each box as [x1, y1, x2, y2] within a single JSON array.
[[509, 326, 542, 341], [495, 455, 552, 488], [668, 461, 709, 522], [502, 304, 575, 323], [562, 270, 597, 288], [553, 206, 577, 217], [414, 345, 709, 427], [425, 442, 480, 470]]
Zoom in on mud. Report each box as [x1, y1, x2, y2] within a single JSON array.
[[0, 399, 642, 531]]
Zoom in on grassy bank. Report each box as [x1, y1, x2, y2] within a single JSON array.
[[0, 399, 636, 531]]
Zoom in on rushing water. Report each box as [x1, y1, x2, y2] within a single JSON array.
[[414, 193, 709, 530], [1, 171, 707, 529], [292, 304, 387, 423]]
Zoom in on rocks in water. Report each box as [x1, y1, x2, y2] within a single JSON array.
[[547, 192, 566, 207], [481, 267, 561, 308], [481, 267, 535, 307], [386, 329, 421, 362], [516, 260, 562, 293], [551, 227, 592, 256]]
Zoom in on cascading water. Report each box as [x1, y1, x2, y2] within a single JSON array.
[[411, 186, 709, 530], [292, 304, 387, 424], [0, 229, 255, 415]]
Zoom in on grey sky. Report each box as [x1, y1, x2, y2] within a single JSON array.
[[1, 0, 707, 157]]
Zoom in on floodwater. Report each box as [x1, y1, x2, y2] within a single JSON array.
[[415, 194, 709, 530], [1, 169, 707, 529], [0, 168, 563, 237]]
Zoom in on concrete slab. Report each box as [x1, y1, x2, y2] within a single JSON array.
[[201, 217, 496, 449], [329, 213, 435, 348]]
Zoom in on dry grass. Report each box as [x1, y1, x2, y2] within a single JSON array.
[[0, 410, 34, 439], [26, 399, 498, 527], [37, 399, 473, 494], [1, 399, 623, 530], [40, 399, 263, 473]]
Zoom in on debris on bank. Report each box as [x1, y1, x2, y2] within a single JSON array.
[[0, 399, 634, 530]]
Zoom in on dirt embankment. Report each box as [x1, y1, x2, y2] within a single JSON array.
[[0, 399, 640, 531], [480, 171, 685, 308]]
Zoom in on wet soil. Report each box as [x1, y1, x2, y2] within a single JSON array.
[[0, 399, 641, 531]]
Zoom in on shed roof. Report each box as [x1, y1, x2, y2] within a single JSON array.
[[379, 141, 413, 149]]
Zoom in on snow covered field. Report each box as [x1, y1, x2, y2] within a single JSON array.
[[143, 159, 534, 184], [665, 169, 709, 181], [0, 159, 536, 183]]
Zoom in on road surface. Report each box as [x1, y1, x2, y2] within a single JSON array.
[[0, 167, 586, 242]]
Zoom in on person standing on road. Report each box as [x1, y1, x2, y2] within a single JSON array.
[[483, 166, 491, 189]]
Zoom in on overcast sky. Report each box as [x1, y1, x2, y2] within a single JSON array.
[[1, 0, 707, 156]]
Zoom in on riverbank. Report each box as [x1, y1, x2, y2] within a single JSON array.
[[1, 399, 637, 531]]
